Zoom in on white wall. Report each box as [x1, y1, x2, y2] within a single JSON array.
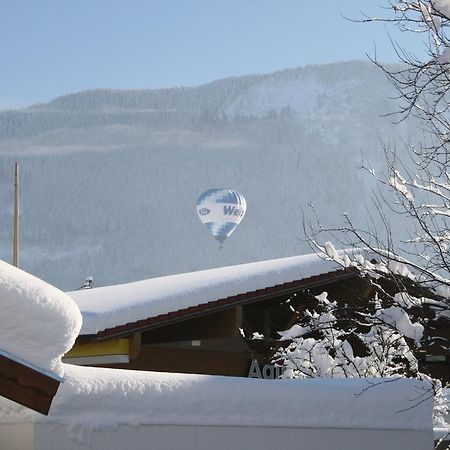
[[0, 423, 33, 450], [27, 423, 433, 450]]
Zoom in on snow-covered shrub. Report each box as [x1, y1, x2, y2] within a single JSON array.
[[274, 279, 448, 429], [275, 289, 422, 379]]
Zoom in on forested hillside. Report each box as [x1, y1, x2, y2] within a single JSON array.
[[0, 61, 420, 290]]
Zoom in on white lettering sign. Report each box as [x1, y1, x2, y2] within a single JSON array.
[[247, 359, 285, 379]]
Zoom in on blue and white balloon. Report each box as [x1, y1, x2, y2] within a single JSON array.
[[196, 188, 246, 245]]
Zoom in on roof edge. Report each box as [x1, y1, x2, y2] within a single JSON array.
[[92, 268, 358, 341]]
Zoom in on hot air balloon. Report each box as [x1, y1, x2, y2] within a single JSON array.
[[196, 188, 246, 247]]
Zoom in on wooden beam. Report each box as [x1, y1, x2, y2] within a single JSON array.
[[0, 353, 62, 415]]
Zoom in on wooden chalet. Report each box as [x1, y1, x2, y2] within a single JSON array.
[[64, 254, 450, 384]]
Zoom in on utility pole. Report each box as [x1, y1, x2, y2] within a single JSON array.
[[13, 161, 19, 267]]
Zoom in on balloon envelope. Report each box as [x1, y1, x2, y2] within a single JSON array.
[[196, 188, 246, 244]]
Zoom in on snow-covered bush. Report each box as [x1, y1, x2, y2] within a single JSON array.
[[273, 251, 448, 433], [275, 290, 421, 379]]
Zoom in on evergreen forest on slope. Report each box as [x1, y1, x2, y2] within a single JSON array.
[[0, 61, 421, 290]]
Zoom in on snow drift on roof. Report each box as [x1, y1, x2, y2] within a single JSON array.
[[68, 253, 347, 335], [0, 364, 433, 432], [0, 260, 82, 377]]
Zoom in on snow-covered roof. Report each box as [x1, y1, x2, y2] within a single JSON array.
[[69, 253, 355, 336], [0, 364, 433, 432]]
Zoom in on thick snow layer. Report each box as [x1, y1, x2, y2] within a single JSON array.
[[278, 323, 309, 341], [69, 253, 347, 335], [0, 261, 82, 376], [376, 306, 424, 345], [394, 292, 424, 309], [0, 364, 434, 432]]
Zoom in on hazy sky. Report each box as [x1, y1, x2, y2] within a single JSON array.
[[0, 0, 425, 109]]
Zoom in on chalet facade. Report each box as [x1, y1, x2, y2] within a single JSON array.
[[64, 253, 450, 384]]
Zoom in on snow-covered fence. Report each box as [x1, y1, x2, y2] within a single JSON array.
[[0, 365, 435, 450]]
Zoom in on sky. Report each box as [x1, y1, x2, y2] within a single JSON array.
[[0, 0, 426, 110]]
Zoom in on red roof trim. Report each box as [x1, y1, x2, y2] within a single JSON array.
[[95, 268, 358, 340]]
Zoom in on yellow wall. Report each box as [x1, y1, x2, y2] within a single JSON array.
[[65, 338, 129, 358]]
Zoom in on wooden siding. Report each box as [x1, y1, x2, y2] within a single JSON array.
[[141, 308, 242, 346], [0, 354, 61, 415], [104, 346, 253, 377]]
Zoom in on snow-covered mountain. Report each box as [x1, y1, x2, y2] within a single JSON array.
[[0, 61, 421, 290]]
